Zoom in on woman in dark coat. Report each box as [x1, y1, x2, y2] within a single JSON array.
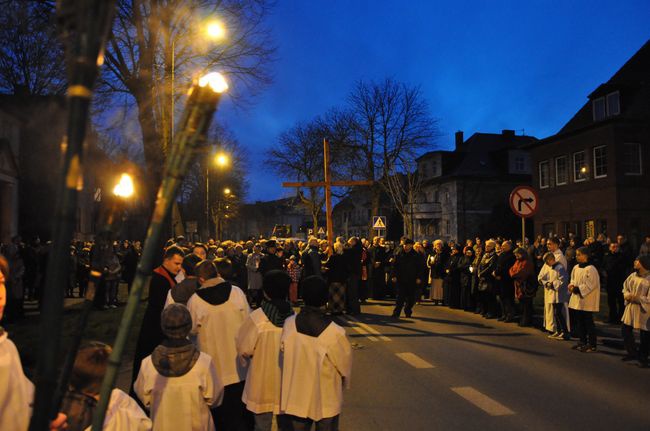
[[445, 245, 463, 309], [510, 247, 537, 327], [459, 246, 475, 311]]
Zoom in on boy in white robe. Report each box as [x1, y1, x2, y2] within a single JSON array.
[[61, 343, 151, 431], [568, 247, 601, 353], [620, 255, 650, 367], [135, 303, 222, 430], [187, 257, 253, 430], [538, 252, 570, 340], [0, 255, 35, 431], [237, 270, 294, 431], [279, 276, 352, 431]]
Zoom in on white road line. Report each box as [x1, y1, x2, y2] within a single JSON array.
[[451, 387, 515, 416], [334, 316, 379, 341], [395, 352, 435, 369], [345, 315, 392, 341]]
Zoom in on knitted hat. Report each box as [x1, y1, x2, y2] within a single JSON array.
[[300, 275, 328, 307], [638, 255, 650, 271], [160, 303, 192, 339], [263, 270, 291, 300]]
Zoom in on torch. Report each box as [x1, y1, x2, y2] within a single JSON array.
[[91, 72, 229, 430], [29, 1, 116, 430]]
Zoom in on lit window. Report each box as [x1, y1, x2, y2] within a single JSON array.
[[593, 146, 607, 178], [593, 98, 606, 121], [623, 143, 642, 175], [573, 151, 587, 182], [607, 92, 620, 116], [555, 156, 568, 185], [539, 160, 550, 188]]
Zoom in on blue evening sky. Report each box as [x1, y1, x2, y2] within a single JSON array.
[[217, 0, 650, 203]]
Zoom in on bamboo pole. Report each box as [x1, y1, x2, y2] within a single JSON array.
[[91, 75, 228, 430], [29, 2, 116, 430]]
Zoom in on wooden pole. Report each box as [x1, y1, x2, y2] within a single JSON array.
[[521, 217, 526, 246], [323, 139, 334, 252]]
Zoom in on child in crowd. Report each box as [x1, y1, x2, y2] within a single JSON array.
[[568, 247, 601, 352], [620, 255, 650, 367], [286, 256, 301, 305], [237, 270, 294, 431], [166, 260, 211, 307], [62, 343, 151, 431], [538, 252, 570, 340], [186, 258, 252, 430], [279, 276, 352, 431], [135, 303, 222, 430]]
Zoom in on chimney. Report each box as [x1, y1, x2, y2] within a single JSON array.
[[455, 130, 464, 151], [502, 129, 515, 137]]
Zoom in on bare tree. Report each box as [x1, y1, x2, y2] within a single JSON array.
[[343, 78, 440, 234], [264, 120, 326, 232], [0, 1, 66, 95], [99, 0, 276, 192]]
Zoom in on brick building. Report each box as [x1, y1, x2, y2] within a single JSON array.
[[530, 40, 650, 249], [413, 130, 537, 242]]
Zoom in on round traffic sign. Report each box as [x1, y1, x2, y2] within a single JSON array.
[[509, 186, 539, 218]]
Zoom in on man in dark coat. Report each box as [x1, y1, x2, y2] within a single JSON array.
[[370, 237, 389, 300], [301, 237, 323, 278], [344, 237, 363, 315], [391, 239, 427, 318], [258, 240, 284, 276], [477, 240, 498, 318], [495, 240, 516, 322], [131, 246, 184, 394], [603, 242, 627, 323]]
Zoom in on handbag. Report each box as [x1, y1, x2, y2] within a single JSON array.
[[478, 278, 490, 292]]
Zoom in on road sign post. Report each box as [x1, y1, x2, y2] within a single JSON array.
[[509, 186, 539, 246]]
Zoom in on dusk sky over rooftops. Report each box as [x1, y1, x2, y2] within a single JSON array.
[[217, 0, 650, 203]]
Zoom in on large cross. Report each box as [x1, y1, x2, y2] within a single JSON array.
[[283, 139, 373, 250]]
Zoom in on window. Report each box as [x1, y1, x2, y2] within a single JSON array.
[[514, 156, 526, 172], [593, 91, 620, 121], [445, 220, 450, 235], [623, 143, 642, 175], [538, 160, 550, 188], [593, 97, 606, 121], [431, 159, 438, 176], [555, 156, 568, 185], [593, 146, 607, 178], [573, 151, 587, 182]]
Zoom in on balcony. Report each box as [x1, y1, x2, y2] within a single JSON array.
[[411, 202, 441, 219]]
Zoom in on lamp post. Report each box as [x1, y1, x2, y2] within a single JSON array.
[[206, 151, 230, 240]]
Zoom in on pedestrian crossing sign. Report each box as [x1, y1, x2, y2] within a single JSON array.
[[373, 216, 387, 229], [318, 227, 326, 235]]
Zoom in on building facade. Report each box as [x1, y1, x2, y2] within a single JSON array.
[[332, 187, 402, 240], [530, 40, 650, 249], [413, 130, 537, 242], [0, 109, 20, 244]]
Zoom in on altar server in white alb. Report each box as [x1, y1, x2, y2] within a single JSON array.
[[237, 270, 294, 431], [538, 252, 570, 340], [187, 257, 252, 430], [61, 343, 152, 431], [279, 275, 352, 431], [568, 247, 601, 353], [0, 254, 35, 431], [620, 255, 650, 368], [545, 237, 568, 333], [135, 303, 223, 430]]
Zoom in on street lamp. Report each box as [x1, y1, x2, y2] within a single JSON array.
[[205, 20, 227, 40], [113, 173, 134, 198], [205, 149, 231, 240], [223, 187, 231, 196]]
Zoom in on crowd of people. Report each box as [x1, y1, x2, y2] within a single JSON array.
[[0, 231, 648, 430]]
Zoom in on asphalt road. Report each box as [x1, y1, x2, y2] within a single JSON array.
[[333, 300, 650, 431]]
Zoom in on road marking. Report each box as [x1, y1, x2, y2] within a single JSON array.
[[334, 316, 379, 341], [451, 387, 515, 416], [395, 352, 435, 369], [346, 315, 391, 341]]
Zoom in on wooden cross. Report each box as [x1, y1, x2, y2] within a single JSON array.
[[283, 139, 373, 250]]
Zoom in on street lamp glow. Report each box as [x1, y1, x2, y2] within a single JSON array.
[[198, 72, 229, 93], [215, 152, 230, 167], [113, 173, 134, 198], [205, 20, 226, 40], [223, 187, 231, 196]]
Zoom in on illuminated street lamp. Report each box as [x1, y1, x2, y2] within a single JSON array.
[[113, 173, 135, 198], [205, 146, 231, 240], [215, 152, 230, 168], [224, 187, 231, 196], [205, 20, 227, 40]]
